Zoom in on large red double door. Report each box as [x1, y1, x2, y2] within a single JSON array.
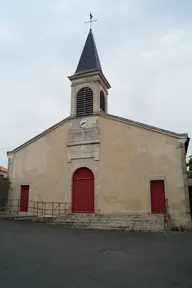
[[72, 168, 94, 213]]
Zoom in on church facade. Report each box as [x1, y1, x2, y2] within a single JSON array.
[[7, 29, 191, 230]]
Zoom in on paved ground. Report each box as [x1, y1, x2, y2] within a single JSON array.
[[0, 221, 192, 288]]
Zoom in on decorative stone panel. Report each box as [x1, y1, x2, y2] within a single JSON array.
[[67, 143, 100, 162], [67, 116, 100, 162], [68, 127, 100, 145]]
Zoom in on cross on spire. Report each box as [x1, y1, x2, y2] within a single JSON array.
[[85, 13, 97, 31]]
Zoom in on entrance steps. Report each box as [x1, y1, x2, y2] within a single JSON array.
[[54, 213, 165, 232]]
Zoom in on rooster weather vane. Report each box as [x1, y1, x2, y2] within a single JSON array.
[[85, 13, 97, 30]]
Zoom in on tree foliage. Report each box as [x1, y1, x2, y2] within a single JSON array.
[[187, 155, 192, 178]]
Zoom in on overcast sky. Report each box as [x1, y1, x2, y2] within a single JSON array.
[[0, 0, 192, 167]]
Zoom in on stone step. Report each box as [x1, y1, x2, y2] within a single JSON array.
[[56, 219, 164, 225], [54, 221, 164, 232], [56, 218, 164, 224], [58, 214, 164, 220], [54, 213, 164, 232], [57, 218, 164, 224]]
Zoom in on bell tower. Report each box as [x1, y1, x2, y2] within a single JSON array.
[[67, 23, 111, 164], [68, 28, 111, 117]]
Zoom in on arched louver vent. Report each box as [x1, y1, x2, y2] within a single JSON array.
[[76, 87, 93, 117], [100, 91, 105, 112]]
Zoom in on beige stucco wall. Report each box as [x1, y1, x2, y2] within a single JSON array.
[[7, 114, 190, 227], [8, 122, 69, 204], [97, 116, 190, 226], [8, 118, 98, 213]]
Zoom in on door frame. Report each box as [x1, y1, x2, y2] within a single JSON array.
[[72, 167, 94, 213], [148, 176, 167, 213]]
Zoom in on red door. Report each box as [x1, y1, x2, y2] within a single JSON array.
[[20, 185, 29, 212], [150, 180, 165, 214], [72, 168, 94, 213]]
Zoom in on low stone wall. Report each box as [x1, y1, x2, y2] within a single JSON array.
[[55, 213, 165, 232], [169, 212, 191, 230]]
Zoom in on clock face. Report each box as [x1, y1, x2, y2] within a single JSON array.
[[80, 119, 88, 128]]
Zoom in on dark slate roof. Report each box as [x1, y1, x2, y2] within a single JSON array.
[[74, 29, 102, 75]]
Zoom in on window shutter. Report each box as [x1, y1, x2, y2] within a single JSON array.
[[76, 87, 93, 117], [100, 91, 105, 112]]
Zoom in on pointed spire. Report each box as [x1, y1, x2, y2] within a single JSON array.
[[74, 29, 102, 75]]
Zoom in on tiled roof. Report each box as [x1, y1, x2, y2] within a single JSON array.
[[0, 166, 8, 173]]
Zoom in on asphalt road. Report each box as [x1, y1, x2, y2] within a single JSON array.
[[0, 220, 192, 288]]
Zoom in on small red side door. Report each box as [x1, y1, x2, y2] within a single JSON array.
[[20, 185, 29, 212], [150, 180, 165, 214]]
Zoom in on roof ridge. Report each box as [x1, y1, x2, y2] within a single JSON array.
[[102, 113, 188, 138], [7, 113, 189, 156]]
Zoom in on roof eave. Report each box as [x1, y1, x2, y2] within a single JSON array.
[[68, 70, 111, 89], [101, 113, 189, 139], [185, 136, 190, 155], [7, 116, 71, 156]]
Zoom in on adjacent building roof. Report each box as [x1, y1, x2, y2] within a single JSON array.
[[7, 113, 189, 155], [0, 166, 8, 173], [74, 29, 102, 75]]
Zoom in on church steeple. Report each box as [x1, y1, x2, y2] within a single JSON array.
[[68, 27, 110, 118], [74, 29, 102, 75]]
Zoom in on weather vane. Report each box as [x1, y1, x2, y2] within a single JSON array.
[[85, 13, 97, 30]]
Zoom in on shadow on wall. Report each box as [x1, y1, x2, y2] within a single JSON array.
[[0, 175, 9, 210]]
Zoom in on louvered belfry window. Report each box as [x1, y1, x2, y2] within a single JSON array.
[[100, 91, 105, 112], [76, 87, 93, 117]]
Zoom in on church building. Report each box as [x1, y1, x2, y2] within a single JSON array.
[[7, 28, 191, 230]]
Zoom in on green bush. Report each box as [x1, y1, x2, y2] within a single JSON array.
[[187, 155, 192, 178]]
